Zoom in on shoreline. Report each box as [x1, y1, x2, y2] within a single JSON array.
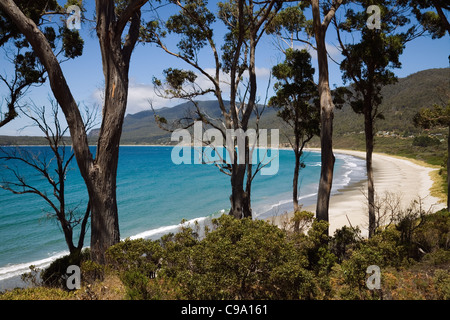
[[268, 148, 446, 237], [0, 147, 445, 290]]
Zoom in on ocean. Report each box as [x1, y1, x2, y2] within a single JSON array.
[[0, 146, 366, 288]]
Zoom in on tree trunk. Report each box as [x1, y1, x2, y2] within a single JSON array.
[[89, 2, 139, 262], [228, 16, 256, 220], [229, 163, 251, 219], [0, 0, 144, 264], [315, 32, 335, 229], [293, 136, 301, 213], [311, 0, 341, 236], [89, 170, 121, 264], [365, 107, 376, 237]]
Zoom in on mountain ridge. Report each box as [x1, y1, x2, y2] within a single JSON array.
[[1, 67, 448, 146], [109, 67, 449, 145]]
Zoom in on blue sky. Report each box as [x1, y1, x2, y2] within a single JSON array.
[[0, 1, 449, 136]]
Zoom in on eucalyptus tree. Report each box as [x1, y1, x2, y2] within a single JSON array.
[[269, 48, 320, 214], [309, 0, 345, 231], [0, 0, 83, 127], [144, 0, 282, 219], [335, 0, 423, 237], [266, 0, 344, 235], [0, 0, 152, 263]]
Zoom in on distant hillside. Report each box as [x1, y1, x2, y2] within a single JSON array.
[[333, 68, 450, 137], [97, 67, 447, 145], [1, 68, 448, 146], [89, 100, 283, 145]]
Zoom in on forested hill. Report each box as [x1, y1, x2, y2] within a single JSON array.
[[1, 68, 448, 146], [333, 67, 450, 137], [108, 67, 449, 145]]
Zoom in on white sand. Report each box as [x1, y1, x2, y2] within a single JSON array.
[[270, 149, 446, 237]]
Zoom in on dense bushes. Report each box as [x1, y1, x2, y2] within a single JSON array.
[[412, 135, 441, 147], [331, 209, 450, 299], [2, 209, 449, 300], [102, 210, 448, 300], [126, 215, 323, 300]]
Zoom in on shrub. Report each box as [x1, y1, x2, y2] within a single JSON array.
[[0, 287, 74, 300], [106, 238, 163, 300], [433, 269, 450, 300], [413, 209, 450, 255], [121, 269, 152, 300], [40, 249, 90, 289], [106, 238, 162, 275], [81, 259, 107, 284], [421, 248, 450, 266], [331, 225, 361, 263], [334, 228, 408, 299], [291, 210, 314, 233], [412, 135, 441, 147], [158, 215, 320, 299]]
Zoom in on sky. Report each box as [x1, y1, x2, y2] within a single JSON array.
[[0, 1, 449, 136]]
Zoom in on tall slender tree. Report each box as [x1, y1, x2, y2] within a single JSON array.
[[269, 48, 320, 213], [335, 0, 421, 237], [0, 0, 151, 263], [310, 0, 343, 233], [145, 0, 282, 219], [265, 0, 344, 234]]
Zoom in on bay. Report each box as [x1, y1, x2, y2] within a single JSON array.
[[0, 146, 366, 283]]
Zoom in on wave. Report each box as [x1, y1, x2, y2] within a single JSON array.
[[0, 250, 69, 281], [129, 209, 225, 241], [0, 152, 366, 285], [0, 210, 227, 283], [255, 153, 366, 219]]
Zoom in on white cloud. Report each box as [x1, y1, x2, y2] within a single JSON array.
[[92, 81, 180, 115], [294, 42, 342, 61], [91, 66, 273, 115], [126, 83, 168, 114]]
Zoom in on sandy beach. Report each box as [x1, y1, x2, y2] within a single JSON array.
[[270, 149, 446, 237]]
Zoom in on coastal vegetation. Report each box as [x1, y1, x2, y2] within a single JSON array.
[[1, 207, 448, 300], [335, 0, 416, 237], [269, 48, 320, 213]]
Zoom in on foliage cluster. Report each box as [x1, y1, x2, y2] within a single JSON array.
[[3, 208, 448, 300], [412, 135, 442, 147]]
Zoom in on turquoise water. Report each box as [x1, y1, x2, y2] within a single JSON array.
[[0, 146, 366, 282]]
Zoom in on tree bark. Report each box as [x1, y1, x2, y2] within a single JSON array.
[[89, 1, 141, 263], [314, 29, 335, 225], [365, 104, 376, 237], [230, 163, 251, 219], [311, 0, 342, 235], [293, 133, 301, 213]]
